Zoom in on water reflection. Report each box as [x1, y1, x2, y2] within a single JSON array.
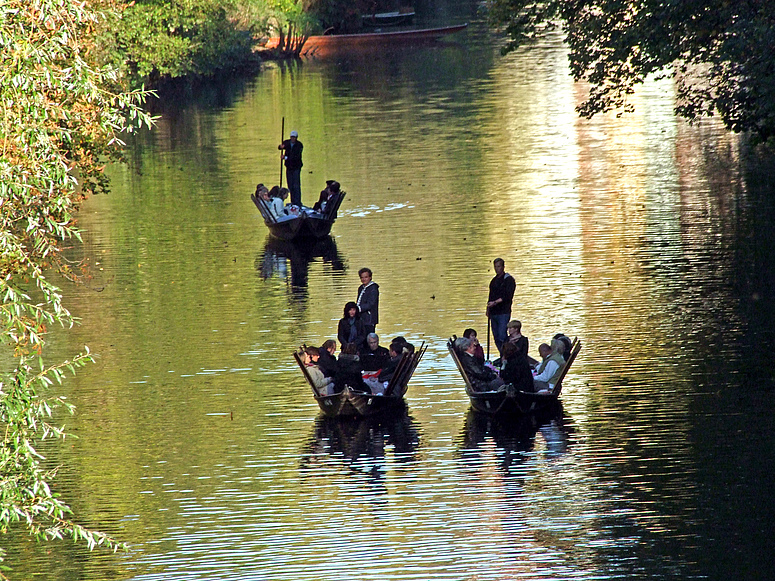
[[459, 404, 572, 474], [300, 407, 420, 490], [257, 235, 346, 295]]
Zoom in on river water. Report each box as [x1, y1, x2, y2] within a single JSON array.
[[6, 4, 775, 580]]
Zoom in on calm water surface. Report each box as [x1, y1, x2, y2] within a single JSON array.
[[7, 6, 775, 581]]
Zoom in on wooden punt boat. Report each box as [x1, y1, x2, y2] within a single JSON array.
[[266, 24, 468, 57], [251, 191, 345, 241], [294, 343, 427, 418], [447, 337, 581, 415]]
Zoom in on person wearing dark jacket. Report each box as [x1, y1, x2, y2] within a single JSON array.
[[317, 339, 338, 378], [456, 337, 504, 392], [356, 267, 379, 335], [486, 257, 516, 356], [313, 180, 340, 213], [278, 130, 303, 206], [360, 333, 390, 371], [337, 301, 366, 351], [379, 342, 404, 385], [499, 341, 534, 392], [333, 343, 368, 393]]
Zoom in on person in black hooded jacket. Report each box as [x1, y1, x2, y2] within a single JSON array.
[[337, 301, 366, 351]]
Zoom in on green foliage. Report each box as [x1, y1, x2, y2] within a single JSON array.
[[0, 0, 153, 573], [489, 0, 775, 142], [98, 0, 257, 85]]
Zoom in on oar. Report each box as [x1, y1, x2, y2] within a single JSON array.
[[279, 116, 285, 188]]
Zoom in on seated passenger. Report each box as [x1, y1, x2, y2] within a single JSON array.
[[337, 301, 366, 352], [533, 340, 566, 392], [301, 346, 334, 396], [360, 333, 390, 371], [499, 341, 534, 393], [317, 339, 338, 378], [392, 336, 415, 354], [333, 342, 368, 393], [458, 337, 504, 392], [313, 180, 340, 213], [463, 328, 485, 363], [553, 333, 573, 361], [255, 184, 274, 215], [379, 341, 404, 385], [266, 185, 288, 220]]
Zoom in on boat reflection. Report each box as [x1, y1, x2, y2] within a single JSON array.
[[300, 406, 420, 487], [257, 235, 346, 291], [459, 403, 573, 473]]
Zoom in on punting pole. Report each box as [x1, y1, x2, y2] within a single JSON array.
[[486, 315, 491, 362], [279, 116, 285, 188]]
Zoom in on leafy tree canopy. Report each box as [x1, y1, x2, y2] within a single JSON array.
[[1, 0, 152, 574], [489, 0, 775, 142]]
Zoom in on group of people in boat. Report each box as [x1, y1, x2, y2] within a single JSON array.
[[254, 179, 341, 222], [453, 324, 572, 394], [450, 256, 573, 394], [298, 267, 416, 397]]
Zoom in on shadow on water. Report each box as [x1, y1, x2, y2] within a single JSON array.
[[299, 406, 421, 488], [458, 403, 573, 474], [256, 235, 347, 296]]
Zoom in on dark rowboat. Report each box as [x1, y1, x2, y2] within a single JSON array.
[[251, 191, 345, 241], [448, 337, 581, 415], [294, 343, 427, 417], [361, 9, 416, 27]]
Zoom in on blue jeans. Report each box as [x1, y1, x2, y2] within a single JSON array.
[[490, 313, 510, 355], [286, 168, 302, 206]]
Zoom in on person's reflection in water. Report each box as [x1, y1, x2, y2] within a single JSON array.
[[300, 407, 420, 497], [458, 403, 570, 477], [257, 235, 346, 303]]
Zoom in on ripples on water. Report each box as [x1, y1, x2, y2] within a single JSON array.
[[7, 11, 775, 581]]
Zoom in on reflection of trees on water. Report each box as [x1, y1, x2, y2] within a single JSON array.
[[300, 406, 421, 491], [458, 403, 573, 475], [257, 235, 346, 297]]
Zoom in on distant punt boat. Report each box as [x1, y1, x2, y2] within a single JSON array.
[[251, 191, 345, 241], [266, 24, 468, 56]]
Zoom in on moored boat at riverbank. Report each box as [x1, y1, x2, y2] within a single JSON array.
[[265, 24, 468, 57]]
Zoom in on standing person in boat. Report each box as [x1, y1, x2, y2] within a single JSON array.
[[278, 129, 303, 206], [486, 257, 516, 357], [505, 320, 529, 361], [356, 267, 379, 335], [337, 301, 366, 352]]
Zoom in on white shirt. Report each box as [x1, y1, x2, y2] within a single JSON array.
[[533, 359, 560, 384]]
